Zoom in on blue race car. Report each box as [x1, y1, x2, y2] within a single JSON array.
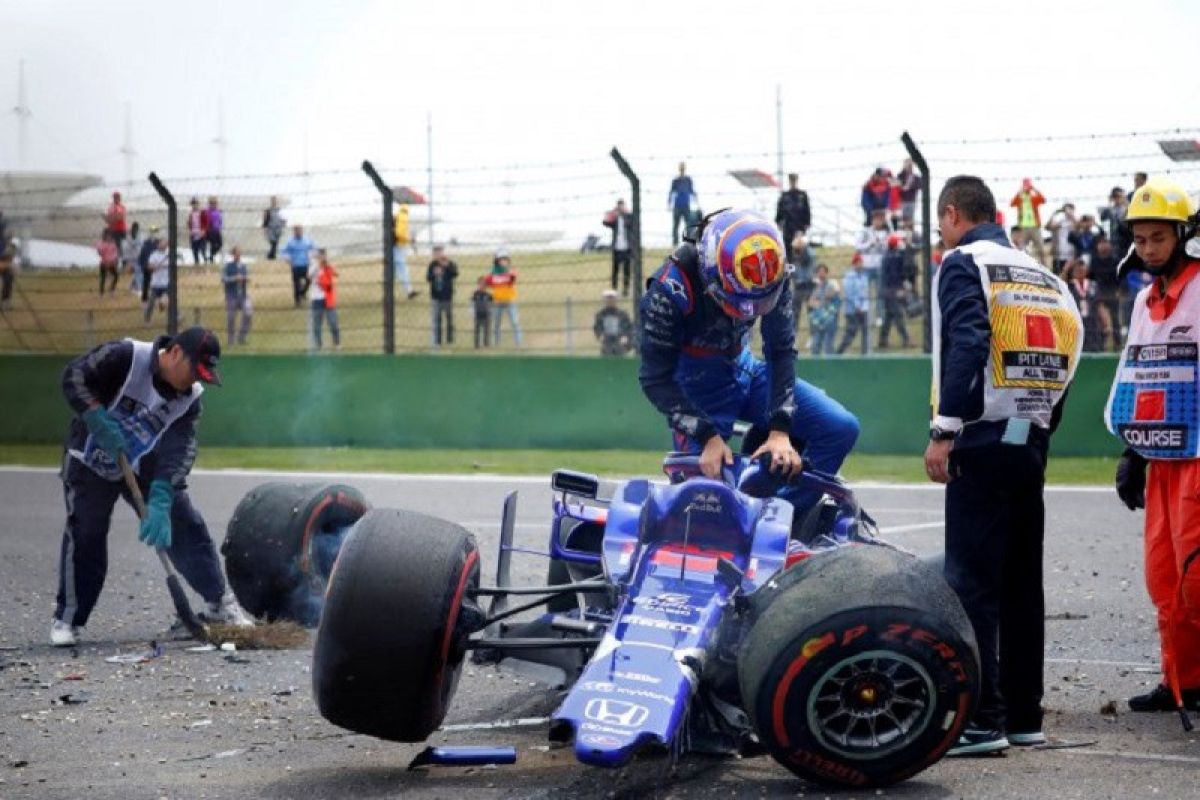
[[312, 454, 979, 789]]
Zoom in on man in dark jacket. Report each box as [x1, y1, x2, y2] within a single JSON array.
[[774, 173, 811, 264], [878, 234, 911, 349], [603, 199, 637, 296], [50, 327, 252, 647], [926, 176, 1083, 755], [427, 245, 459, 347], [594, 289, 634, 356]]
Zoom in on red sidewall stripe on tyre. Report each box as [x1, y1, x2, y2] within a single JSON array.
[[433, 548, 479, 705], [771, 632, 836, 749]]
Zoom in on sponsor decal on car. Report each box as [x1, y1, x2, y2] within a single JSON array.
[[580, 733, 623, 747], [622, 613, 700, 635], [632, 592, 697, 617], [584, 698, 649, 727], [613, 670, 661, 685], [581, 721, 635, 736], [580, 680, 674, 705]]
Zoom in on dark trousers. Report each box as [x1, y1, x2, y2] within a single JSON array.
[[267, 236, 280, 260], [671, 208, 688, 246], [1, 268, 13, 305], [432, 299, 454, 345], [612, 249, 632, 294], [139, 265, 150, 303], [98, 264, 118, 294], [944, 441, 1047, 733], [878, 292, 911, 347], [474, 312, 490, 348], [291, 267, 310, 306], [792, 281, 815, 333], [55, 454, 226, 627], [836, 310, 869, 354], [207, 230, 223, 263], [191, 236, 207, 265]]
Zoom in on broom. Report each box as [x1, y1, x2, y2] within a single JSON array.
[[118, 454, 310, 650]]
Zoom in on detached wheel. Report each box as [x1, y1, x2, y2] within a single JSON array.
[[221, 482, 368, 624], [739, 546, 978, 788], [313, 508, 480, 742]]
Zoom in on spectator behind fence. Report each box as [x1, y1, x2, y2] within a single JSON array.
[[221, 245, 252, 346], [427, 244, 458, 348], [860, 167, 891, 226], [668, 162, 696, 246], [187, 197, 208, 265], [280, 225, 316, 307], [1120, 263, 1152, 336], [855, 209, 889, 323], [104, 191, 128, 255], [807, 263, 840, 357], [308, 249, 340, 350], [790, 233, 816, 333], [487, 248, 521, 346], [471, 276, 493, 349], [96, 230, 119, 296], [1130, 170, 1148, 198], [1088, 237, 1121, 351], [262, 195, 286, 260], [206, 197, 224, 263], [775, 173, 811, 263], [836, 253, 870, 355], [144, 239, 170, 323], [137, 226, 160, 304], [897, 158, 921, 226], [594, 289, 633, 356], [122, 221, 144, 294], [393, 202, 419, 300], [1047, 203, 1076, 275], [603, 199, 635, 296], [1065, 258, 1100, 352], [1100, 186, 1131, 258], [1069, 214, 1100, 259], [878, 234, 912, 349], [0, 235, 16, 312], [1010, 179, 1047, 266]]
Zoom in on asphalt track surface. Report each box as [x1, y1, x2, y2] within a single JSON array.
[[2, 465, 1198, 799]]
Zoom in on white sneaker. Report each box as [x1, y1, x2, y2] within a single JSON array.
[[1008, 731, 1046, 746], [201, 593, 255, 627], [50, 619, 81, 647]]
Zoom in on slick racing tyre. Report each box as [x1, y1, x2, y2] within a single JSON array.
[[313, 508, 481, 742], [739, 545, 978, 788], [221, 482, 368, 624]]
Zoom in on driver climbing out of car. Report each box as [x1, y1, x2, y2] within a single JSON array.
[[637, 207, 860, 515]]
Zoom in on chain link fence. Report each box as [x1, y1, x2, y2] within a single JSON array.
[[2, 128, 1197, 356]]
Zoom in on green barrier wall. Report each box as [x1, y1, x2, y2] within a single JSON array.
[[0, 354, 1123, 456]]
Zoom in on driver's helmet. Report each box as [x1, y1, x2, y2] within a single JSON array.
[[697, 209, 789, 320]]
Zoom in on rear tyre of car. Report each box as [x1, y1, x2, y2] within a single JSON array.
[[221, 482, 369, 624], [313, 508, 480, 742], [738, 545, 978, 788]]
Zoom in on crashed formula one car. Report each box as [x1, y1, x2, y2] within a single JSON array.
[[311, 454, 979, 788]]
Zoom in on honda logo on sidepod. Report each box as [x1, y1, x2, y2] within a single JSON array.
[[584, 698, 649, 727]]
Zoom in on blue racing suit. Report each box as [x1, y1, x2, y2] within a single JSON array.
[[638, 245, 860, 512]]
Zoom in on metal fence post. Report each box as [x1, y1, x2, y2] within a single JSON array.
[[901, 132, 932, 353], [362, 160, 396, 355], [610, 147, 642, 324], [148, 172, 178, 336], [565, 296, 574, 355]]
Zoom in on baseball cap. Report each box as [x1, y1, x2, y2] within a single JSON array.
[[494, 247, 510, 259], [602, 288, 618, 299], [171, 327, 222, 385]]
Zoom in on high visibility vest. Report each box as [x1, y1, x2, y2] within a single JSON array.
[[70, 340, 202, 480], [1104, 265, 1200, 459], [931, 239, 1083, 430]]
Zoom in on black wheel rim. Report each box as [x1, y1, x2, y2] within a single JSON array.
[[805, 649, 936, 761]]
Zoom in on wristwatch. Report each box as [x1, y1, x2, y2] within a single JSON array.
[[929, 426, 957, 441]]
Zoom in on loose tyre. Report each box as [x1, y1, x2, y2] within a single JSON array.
[[221, 482, 368, 624], [313, 508, 480, 742], [739, 545, 978, 788]]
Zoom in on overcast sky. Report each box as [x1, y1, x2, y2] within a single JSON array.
[[3, 0, 1199, 244]]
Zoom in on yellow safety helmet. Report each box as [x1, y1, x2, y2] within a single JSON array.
[[1126, 178, 1196, 225]]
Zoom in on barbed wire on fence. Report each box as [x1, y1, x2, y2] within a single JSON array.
[[3, 126, 1198, 357]]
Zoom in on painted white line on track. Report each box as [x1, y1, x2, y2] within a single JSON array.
[[878, 521, 944, 534], [1053, 748, 1200, 765], [1046, 657, 1159, 669], [0, 465, 1109, 492]]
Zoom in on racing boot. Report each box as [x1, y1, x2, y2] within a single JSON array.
[[200, 592, 255, 627]]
